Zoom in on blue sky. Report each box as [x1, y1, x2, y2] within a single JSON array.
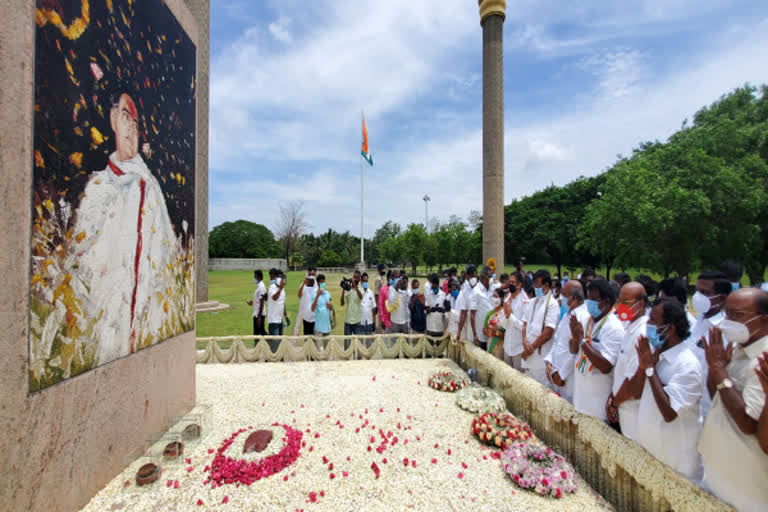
[[208, 0, 768, 237]]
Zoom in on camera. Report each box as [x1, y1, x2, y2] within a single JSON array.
[[340, 277, 353, 291]]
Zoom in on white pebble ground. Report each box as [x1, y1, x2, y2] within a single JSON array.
[[80, 359, 614, 512]]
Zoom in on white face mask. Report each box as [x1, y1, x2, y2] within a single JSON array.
[[719, 316, 761, 345], [491, 297, 501, 308], [692, 291, 716, 316], [469, 277, 478, 287]]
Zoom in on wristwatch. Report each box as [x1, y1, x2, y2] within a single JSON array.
[[645, 367, 655, 378], [716, 377, 734, 391]]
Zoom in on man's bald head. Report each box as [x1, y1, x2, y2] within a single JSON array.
[[619, 282, 647, 303], [563, 279, 584, 300], [724, 287, 768, 345]]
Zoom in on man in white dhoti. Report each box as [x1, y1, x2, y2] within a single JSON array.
[[73, 90, 178, 366]]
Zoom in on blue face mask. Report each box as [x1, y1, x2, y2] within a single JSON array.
[[254, 278, 259, 284], [270, 279, 276, 286], [534, 287, 544, 298], [646, 324, 667, 350], [389, 279, 394, 286], [319, 282, 326, 289], [731, 282, 740, 291], [451, 290, 459, 298], [560, 302, 570, 319], [586, 299, 602, 318], [432, 286, 439, 294], [362, 282, 368, 290]]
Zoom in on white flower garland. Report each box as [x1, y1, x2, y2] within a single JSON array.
[[455, 384, 507, 414]]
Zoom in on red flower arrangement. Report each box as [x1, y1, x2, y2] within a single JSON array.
[[428, 370, 469, 392], [471, 412, 536, 449], [207, 424, 302, 486]]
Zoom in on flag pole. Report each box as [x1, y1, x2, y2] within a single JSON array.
[[360, 111, 365, 267]]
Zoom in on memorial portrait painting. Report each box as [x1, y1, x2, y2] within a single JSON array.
[[29, 0, 196, 391]]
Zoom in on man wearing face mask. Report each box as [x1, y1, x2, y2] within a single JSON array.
[[697, 288, 768, 512], [341, 270, 364, 342], [503, 272, 530, 371], [470, 266, 495, 350], [687, 270, 732, 421], [248, 270, 268, 341], [446, 279, 461, 339], [386, 271, 410, 336], [544, 280, 589, 400], [426, 274, 448, 338], [569, 279, 625, 420], [297, 266, 317, 336], [359, 273, 377, 337], [632, 298, 702, 482], [719, 260, 743, 292], [456, 266, 478, 342], [607, 282, 649, 437], [521, 270, 561, 385], [311, 274, 333, 346], [267, 268, 287, 351]]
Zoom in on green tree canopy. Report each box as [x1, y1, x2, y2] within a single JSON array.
[[208, 220, 281, 259]]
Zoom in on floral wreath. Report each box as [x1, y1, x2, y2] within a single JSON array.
[[456, 384, 507, 414], [208, 424, 302, 486], [428, 370, 469, 392], [471, 412, 536, 449], [502, 441, 578, 499]]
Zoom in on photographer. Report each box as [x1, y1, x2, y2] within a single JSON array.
[[266, 268, 286, 352], [426, 274, 448, 337], [247, 269, 267, 342], [341, 270, 364, 343], [297, 266, 317, 335]]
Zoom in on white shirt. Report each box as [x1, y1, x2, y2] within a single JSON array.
[[698, 335, 768, 512], [635, 342, 703, 481], [521, 292, 560, 373], [267, 282, 285, 324], [503, 292, 529, 357], [425, 289, 447, 333], [298, 281, 316, 322], [572, 312, 625, 420], [611, 315, 648, 440], [359, 288, 376, 325], [387, 285, 408, 325], [455, 281, 473, 312], [252, 281, 267, 318], [685, 311, 726, 422], [545, 303, 590, 393], [470, 283, 494, 342]]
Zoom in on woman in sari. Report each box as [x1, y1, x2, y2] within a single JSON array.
[[483, 287, 509, 360]]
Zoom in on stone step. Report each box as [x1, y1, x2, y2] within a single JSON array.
[[195, 301, 230, 313]]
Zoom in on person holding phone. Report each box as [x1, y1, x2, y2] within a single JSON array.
[[247, 269, 267, 343], [267, 268, 286, 351], [298, 266, 317, 335]]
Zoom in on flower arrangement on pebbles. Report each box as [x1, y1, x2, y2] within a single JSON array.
[[428, 369, 469, 392], [456, 384, 507, 413], [502, 441, 578, 498], [207, 424, 302, 486], [472, 412, 536, 449]]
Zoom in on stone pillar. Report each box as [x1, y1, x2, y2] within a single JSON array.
[[479, 0, 505, 269], [187, 0, 210, 303]]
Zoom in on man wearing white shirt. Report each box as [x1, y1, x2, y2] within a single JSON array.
[[425, 274, 448, 337], [456, 266, 478, 342], [297, 266, 317, 335], [569, 279, 625, 420], [470, 266, 494, 350], [686, 271, 732, 421], [545, 280, 589, 401], [503, 272, 529, 371], [633, 298, 702, 482], [521, 270, 561, 386], [267, 269, 286, 352], [609, 282, 648, 438], [698, 288, 768, 512], [247, 270, 267, 342], [386, 271, 409, 335], [359, 273, 377, 338]]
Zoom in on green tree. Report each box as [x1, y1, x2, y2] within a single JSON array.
[[208, 220, 281, 258], [317, 249, 342, 267], [402, 223, 427, 275]]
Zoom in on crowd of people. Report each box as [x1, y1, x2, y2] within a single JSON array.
[[249, 262, 768, 511]]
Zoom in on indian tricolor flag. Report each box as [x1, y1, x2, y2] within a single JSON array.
[[361, 114, 373, 166]]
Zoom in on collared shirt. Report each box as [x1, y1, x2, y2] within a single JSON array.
[[521, 291, 560, 373], [685, 311, 726, 422], [267, 283, 285, 324], [456, 281, 473, 312], [425, 289, 447, 333], [312, 289, 332, 334], [503, 292, 530, 356], [572, 312, 625, 420], [252, 281, 267, 318], [344, 287, 362, 324], [612, 315, 648, 440], [470, 283, 494, 342], [387, 285, 409, 325], [359, 289, 376, 325], [545, 303, 590, 392], [378, 284, 391, 328], [298, 282, 316, 322], [636, 342, 703, 481], [698, 335, 768, 512]]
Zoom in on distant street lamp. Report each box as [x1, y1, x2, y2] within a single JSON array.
[[423, 195, 431, 233]]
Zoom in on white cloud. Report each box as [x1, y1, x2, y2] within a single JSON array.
[[268, 18, 293, 43]]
